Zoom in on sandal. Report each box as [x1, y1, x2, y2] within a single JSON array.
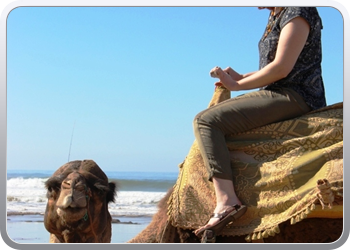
[[194, 204, 247, 237]]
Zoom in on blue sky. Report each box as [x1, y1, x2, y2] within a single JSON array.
[[6, 6, 343, 172]]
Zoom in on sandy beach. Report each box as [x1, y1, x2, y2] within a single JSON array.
[[6, 213, 152, 244]]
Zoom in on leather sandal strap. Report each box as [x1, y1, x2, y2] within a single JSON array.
[[210, 205, 241, 219], [211, 213, 224, 219]]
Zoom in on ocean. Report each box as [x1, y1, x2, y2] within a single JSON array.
[[6, 169, 178, 243]]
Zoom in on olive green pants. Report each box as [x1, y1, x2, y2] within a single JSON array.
[[193, 87, 312, 181]]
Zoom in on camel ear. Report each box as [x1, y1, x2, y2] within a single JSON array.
[[94, 181, 117, 201], [94, 182, 110, 192], [81, 171, 106, 190], [106, 182, 117, 203], [45, 175, 64, 190], [45, 175, 65, 199], [80, 171, 116, 202]]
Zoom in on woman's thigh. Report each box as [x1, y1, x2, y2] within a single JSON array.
[[195, 88, 311, 135]]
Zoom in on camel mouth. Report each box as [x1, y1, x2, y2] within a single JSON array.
[[57, 206, 86, 212], [57, 206, 88, 222]]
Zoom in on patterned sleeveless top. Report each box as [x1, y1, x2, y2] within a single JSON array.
[[259, 7, 326, 110]]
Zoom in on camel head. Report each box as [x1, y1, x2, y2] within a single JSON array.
[[44, 160, 117, 243]]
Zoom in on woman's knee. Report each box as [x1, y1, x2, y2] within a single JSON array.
[[193, 109, 212, 134], [193, 108, 212, 125], [194, 105, 229, 130], [193, 111, 204, 131]]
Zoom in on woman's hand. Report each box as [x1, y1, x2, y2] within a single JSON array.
[[210, 66, 240, 91], [210, 67, 243, 81], [223, 67, 243, 81], [214, 81, 225, 90]]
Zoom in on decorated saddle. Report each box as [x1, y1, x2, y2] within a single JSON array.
[[167, 87, 343, 241], [129, 87, 343, 243]]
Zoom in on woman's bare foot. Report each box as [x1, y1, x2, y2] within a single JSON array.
[[194, 205, 234, 235], [194, 203, 246, 236], [194, 177, 243, 236]]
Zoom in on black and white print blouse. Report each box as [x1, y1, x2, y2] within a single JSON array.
[[259, 7, 327, 110]]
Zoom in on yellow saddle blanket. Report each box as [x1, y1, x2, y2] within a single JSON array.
[[167, 88, 343, 240]]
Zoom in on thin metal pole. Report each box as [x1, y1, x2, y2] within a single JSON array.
[[68, 121, 76, 162]]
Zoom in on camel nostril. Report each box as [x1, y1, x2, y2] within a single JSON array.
[[61, 195, 73, 208]]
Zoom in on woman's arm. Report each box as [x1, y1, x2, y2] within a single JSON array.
[[216, 16, 311, 91], [223, 67, 256, 81]]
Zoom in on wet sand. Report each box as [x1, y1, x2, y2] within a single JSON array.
[[6, 214, 152, 244]]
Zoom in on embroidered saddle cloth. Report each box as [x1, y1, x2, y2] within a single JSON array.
[[167, 88, 343, 240]]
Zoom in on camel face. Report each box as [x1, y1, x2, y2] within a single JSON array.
[[44, 160, 117, 243], [55, 172, 90, 223]]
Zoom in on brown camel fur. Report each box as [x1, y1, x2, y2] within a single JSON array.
[[44, 160, 116, 243], [128, 187, 343, 243]]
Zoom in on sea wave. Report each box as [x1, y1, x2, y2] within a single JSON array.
[[111, 178, 174, 192], [7, 177, 171, 217]]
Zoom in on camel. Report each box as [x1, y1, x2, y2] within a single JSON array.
[[128, 86, 343, 243], [44, 159, 117, 243], [128, 187, 342, 243]]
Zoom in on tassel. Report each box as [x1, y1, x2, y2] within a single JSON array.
[[305, 206, 311, 214], [262, 230, 269, 238], [268, 229, 275, 237], [301, 211, 307, 219], [311, 203, 316, 210], [251, 233, 257, 241], [291, 217, 296, 225], [257, 231, 262, 240], [274, 225, 280, 234], [245, 234, 252, 242]]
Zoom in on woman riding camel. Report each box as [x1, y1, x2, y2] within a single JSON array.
[[193, 7, 326, 237]]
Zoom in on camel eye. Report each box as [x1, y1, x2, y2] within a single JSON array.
[[49, 186, 60, 192], [46, 183, 61, 199], [75, 184, 86, 192]]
